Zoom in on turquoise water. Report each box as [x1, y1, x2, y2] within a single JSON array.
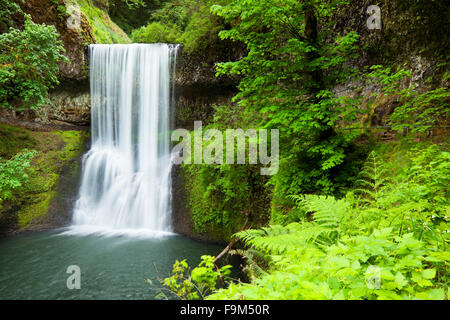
[[0, 229, 226, 300]]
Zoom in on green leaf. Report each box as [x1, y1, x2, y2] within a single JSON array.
[[394, 272, 408, 289], [422, 269, 436, 280]]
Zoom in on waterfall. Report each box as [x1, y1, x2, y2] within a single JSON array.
[[70, 43, 178, 237]]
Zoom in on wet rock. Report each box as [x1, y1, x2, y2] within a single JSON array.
[[19, 0, 95, 81]]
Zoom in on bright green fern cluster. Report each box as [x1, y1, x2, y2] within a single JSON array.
[[208, 144, 449, 300]]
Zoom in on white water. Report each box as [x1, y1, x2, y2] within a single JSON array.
[[70, 44, 178, 237]]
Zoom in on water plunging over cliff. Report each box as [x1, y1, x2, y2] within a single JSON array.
[[71, 44, 178, 236]]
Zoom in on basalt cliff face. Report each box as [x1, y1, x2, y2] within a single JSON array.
[[3, 0, 129, 126], [21, 0, 92, 81]]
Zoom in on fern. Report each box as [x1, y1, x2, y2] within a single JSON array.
[[235, 194, 353, 257], [229, 248, 267, 281], [355, 151, 389, 205], [292, 194, 350, 229], [209, 146, 449, 300]]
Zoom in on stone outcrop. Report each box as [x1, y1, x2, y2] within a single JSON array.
[[47, 81, 91, 126], [4, 0, 130, 125], [20, 0, 95, 81]]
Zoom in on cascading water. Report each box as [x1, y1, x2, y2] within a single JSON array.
[[70, 43, 178, 236]]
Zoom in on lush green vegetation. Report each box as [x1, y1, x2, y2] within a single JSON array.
[[150, 0, 449, 300], [76, 0, 130, 44], [366, 65, 450, 133], [0, 150, 35, 206], [0, 15, 67, 110], [0, 0, 22, 32], [148, 255, 232, 299], [0, 0, 447, 300], [159, 141, 449, 300], [180, 104, 270, 241], [207, 142, 449, 299], [0, 124, 88, 232], [131, 0, 228, 54]]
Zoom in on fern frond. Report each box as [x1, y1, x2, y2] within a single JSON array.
[[301, 194, 350, 228], [355, 151, 390, 204], [229, 249, 267, 278]]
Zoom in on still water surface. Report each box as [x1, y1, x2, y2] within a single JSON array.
[[0, 229, 226, 299]]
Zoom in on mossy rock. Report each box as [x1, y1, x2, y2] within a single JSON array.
[[75, 0, 130, 44], [17, 191, 56, 229], [17, 0, 129, 81], [0, 124, 88, 233]]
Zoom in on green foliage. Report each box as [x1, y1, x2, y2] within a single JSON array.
[[148, 0, 190, 29], [50, 0, 68, 20], [0, 123, 35, 157], [390, 87, 450, 133], [181, 104, 270, 241], [0, 124, 88, 231], [0, 151, 35, 205], [76, 0, 130, 44], [108, 0, 166, 34], [131, 0, 227, 54], [122, 0, 145, 9], [366, 65, 450, 133], [354, 151, 389, 204], [131, 22, 181, 44], [212, 0, 364, 202], [149, 255, 232, 300], [0, 15, 68, 110], [0, 0, 22, 32], [177, 0, 225, 53], [208, 144, 449, 300], [209, 228, 448, 300], [374, 144, 449, 247]]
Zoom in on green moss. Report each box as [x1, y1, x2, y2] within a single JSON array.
[[183, 165, 240, 242], [0, 124, 88, 230], [74, 0, 130, 44], [0, 124, 36, 158], [181, 161, 269, 243], [17, 191, 56, 228]]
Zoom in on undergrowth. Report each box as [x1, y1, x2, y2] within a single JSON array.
[[206, 143, 449, 300]]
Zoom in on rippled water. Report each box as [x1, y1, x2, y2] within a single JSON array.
[[0, 229, 226, 300]]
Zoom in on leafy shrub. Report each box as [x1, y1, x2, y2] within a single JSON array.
[[366, 65, 450, 133], [0, 151, 36, 206], [212, 0, 365, 203], [131, 22, 181, 44], [0, 0, 22, 31], [177, 0, 225, 53], [209, 227, 448, 300], [207, 145, 449, 300], [132, 0, 227, 53], [0, 15, 68, 110], [149, 255, 232, 300]]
